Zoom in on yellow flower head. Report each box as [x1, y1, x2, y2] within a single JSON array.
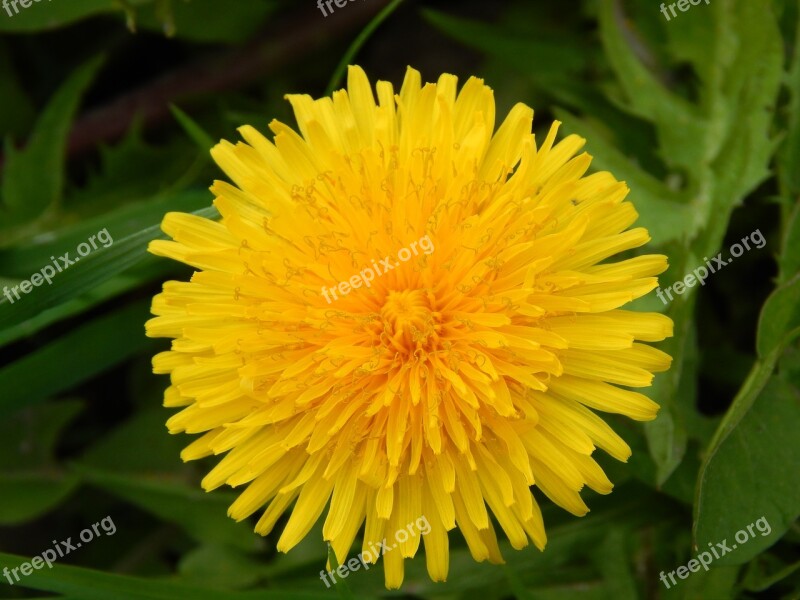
[[147, 66, 673, 589]]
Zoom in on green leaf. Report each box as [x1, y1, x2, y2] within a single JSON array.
[[66, 126, 202, 213], [71, 463, 264, 553], [0, 204, 218, 330], [178, 545, 267, 590], [756, 274, 800, 359], [652, 0, 781, 486], [79, 408, 186, 473], [500, 563, 533, 600], [0, 401, 83, 524], [324, 0, 405, 96], [0, 0, 152, 32], [327, 542, 356, 600], [170, 105, 215, 156], [0, 301, 156, 417], [778, 7, 800, 197], [76, 409, 267, 553], [137, 0, 279, 43], [0, 473, 79, 525], [0, 41, 34, 139], [0, 552, 333, 600], [0, 190, 210, 278], [687, 0, 781, 253], [422, 8, 587, 81], [778, 201, 800, 284], [662, 564, 740, 599], [598, 0, 706, 172], [0, 190, 213, 348], [642, 288, 694, 485], [0, 260, 172, 349], [593, 531, 637, 600], [742, 555, 800, 593], [694, 361, 800, 566], [0, 55, 103, 238]]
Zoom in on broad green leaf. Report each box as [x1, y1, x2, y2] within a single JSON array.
[[598, 0, 706, 171], [0, 56, 103, 238], [0, 401, 82, 524], [778, 7, 800, 197], [70, 463, 264, 553], [662, 0, 720, 85], [662, 0, 780, 261], [694, 365, 800, 566], [650, 0, 780, 485], [756, 274, 800, 359], [702, 0, 783, 209], [0, 552, 333, 600], [0, 301, 156, 416], [658, 442, 704, 506], [778, 202, 800, 283]]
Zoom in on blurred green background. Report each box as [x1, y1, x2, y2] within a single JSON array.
[[0, 0, 798, 598]]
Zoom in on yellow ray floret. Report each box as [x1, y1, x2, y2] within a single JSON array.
[[147, 65, 673, 589]]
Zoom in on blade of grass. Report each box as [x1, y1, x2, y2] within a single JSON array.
[[0, 205, 218, 330], [170, 104, 215, 156], [0, 260, 175, 348], [327, 542, 356, 600], [324, 0, 405, 96]]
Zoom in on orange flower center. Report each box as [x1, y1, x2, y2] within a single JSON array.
[[379, 289, 441, 355]]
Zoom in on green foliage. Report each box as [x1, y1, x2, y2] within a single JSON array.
[[0, 301, 155, 415], [1, 56, 104, 240], [694, 366, 800, 565], [0, 0, 798, 598], [0, 401, 82, 524], [0, 0, 132, 32]]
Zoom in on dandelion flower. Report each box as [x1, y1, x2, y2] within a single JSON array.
[[146, 66, 673, 588]]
